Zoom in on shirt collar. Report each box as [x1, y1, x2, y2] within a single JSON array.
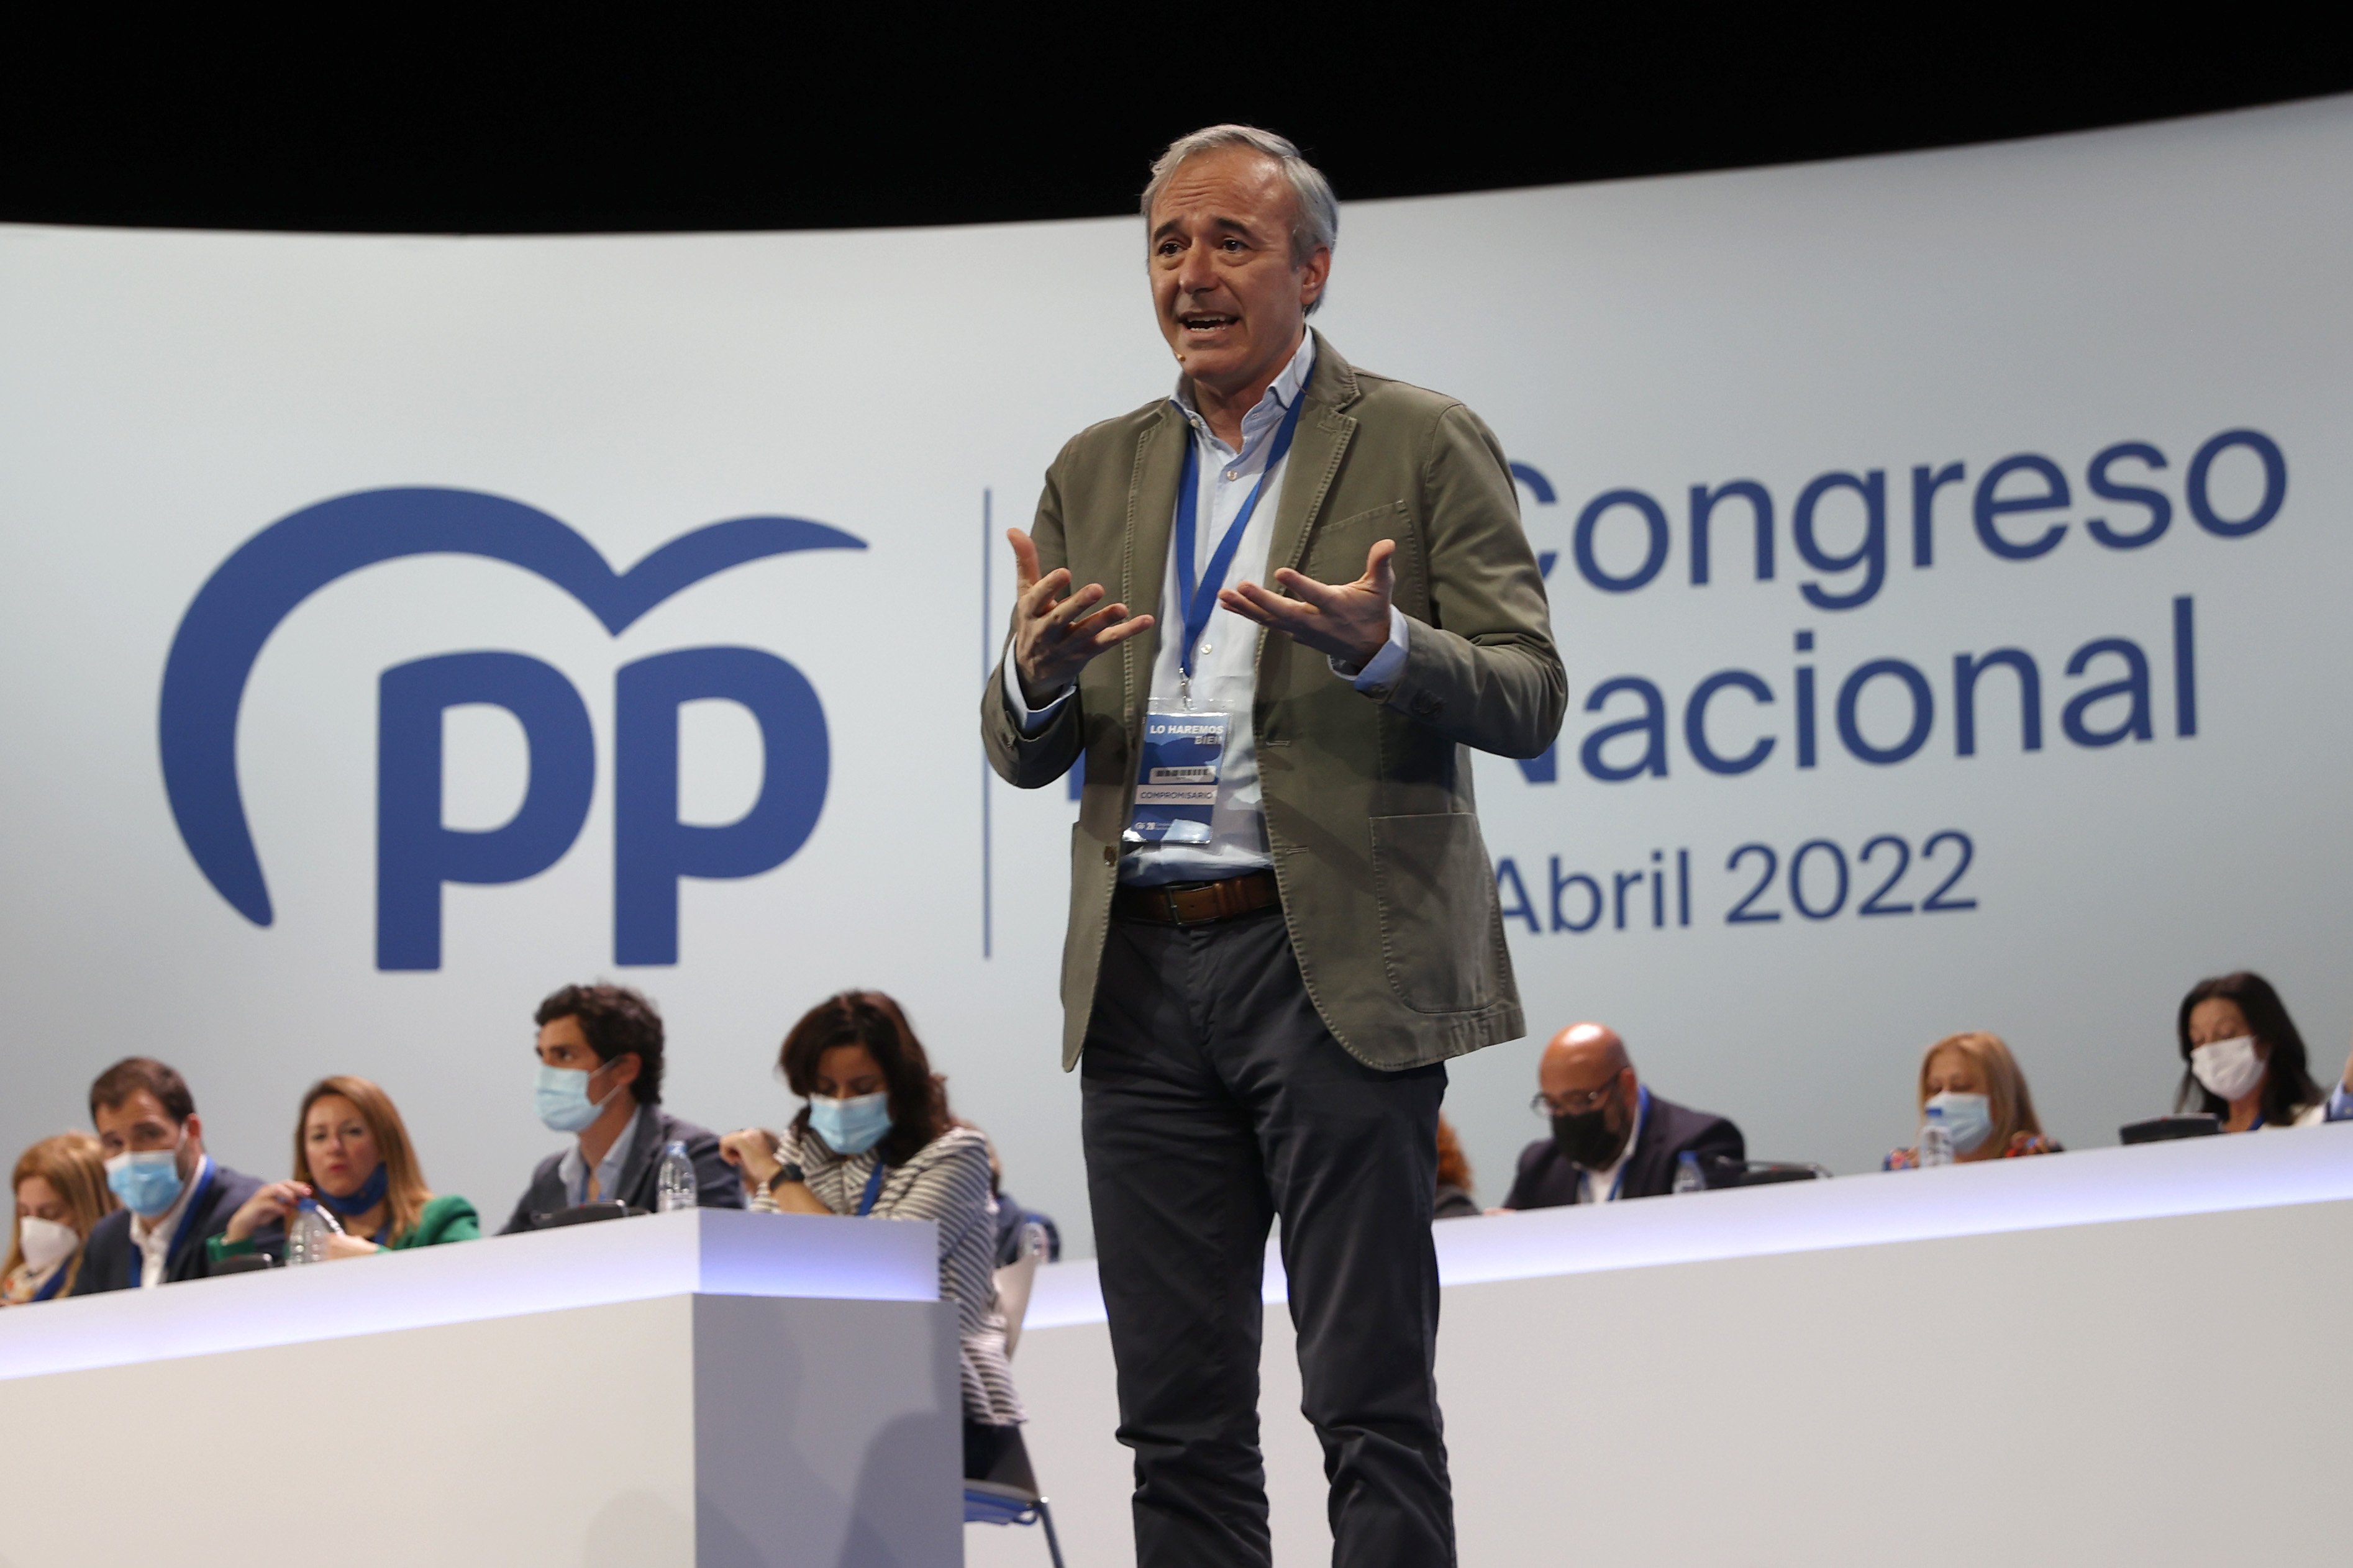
[[599, 1105, 642, 1190], [1170, 330, 1318, 442], [560, 1103, 642, 1203]]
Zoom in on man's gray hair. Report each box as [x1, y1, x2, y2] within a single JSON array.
[[1142, 125, 1339, 310]]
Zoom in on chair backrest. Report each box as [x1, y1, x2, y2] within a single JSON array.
[[1732, 1161, 1831, 1186], [533, 1199, 631, 1228], [994, 1220, 1047, 1358]]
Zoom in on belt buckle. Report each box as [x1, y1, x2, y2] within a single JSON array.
[[1158, 881, 1213, 926]]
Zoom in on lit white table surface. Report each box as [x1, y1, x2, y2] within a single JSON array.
[[991, 1124, 2353, 1568], [0, 1208, 961, 1568]]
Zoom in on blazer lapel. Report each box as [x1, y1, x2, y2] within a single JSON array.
[[1627, 1094, 1667, 1195], [611, 1107, 662, 1208], [1264, 330, 1362, 582], [1121, 405, 1187, 727]]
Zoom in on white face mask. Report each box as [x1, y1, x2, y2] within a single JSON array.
[[2190, 1035, 2266, 1103], [17, 1215, 79, 1274], [1924, 1090, 1994, 1155]]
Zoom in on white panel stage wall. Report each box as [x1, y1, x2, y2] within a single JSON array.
[[2, 99, 2349, 1252]]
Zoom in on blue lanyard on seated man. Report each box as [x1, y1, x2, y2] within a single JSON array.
[[1126, 387, 1309, 849]]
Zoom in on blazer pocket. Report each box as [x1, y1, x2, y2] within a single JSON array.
[[1301, 500, 1409, 581], [1368, 811, 1501, 1014]]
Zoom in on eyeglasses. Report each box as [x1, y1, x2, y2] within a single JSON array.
[[1531, 1085, 1616, 1118]]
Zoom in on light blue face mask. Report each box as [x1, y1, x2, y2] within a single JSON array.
[[808, 1092, 893, 1156], [105, 1146, 188, 1218], [1925, 1090, 1994, 1155], [536, 1063, 625, 1135]]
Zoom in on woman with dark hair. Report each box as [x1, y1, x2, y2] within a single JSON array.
[[719, 991, 1027, 1486], [212, 1076, 480, 1261], [2174, 972, 2334, 1131]]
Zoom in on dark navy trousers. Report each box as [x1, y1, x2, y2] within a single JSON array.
[[1081, 906, 1455, 1567]]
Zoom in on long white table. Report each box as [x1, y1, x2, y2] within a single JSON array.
[[10, 1132, 2347, 1567], [978, 1124, 2353, 1568], [0, 1208, 961, 1568]]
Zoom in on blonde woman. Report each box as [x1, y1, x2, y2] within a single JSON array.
[[4, 1132, 118, 1304], [212, 1076, 480, 1264], [1885, 1032, 2062, 1169]]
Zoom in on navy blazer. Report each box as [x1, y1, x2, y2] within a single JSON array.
[[499, 1105, 745, 1233], [1503, 1092, 1744, 1210], [71, 1159, 266, 1294]]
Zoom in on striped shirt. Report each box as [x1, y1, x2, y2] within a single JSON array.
[[752, 1123, 1023, 1426]]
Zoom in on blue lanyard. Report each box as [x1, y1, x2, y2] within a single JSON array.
[[1591, 1087, 1650, 1203], [129, 1158, 216, 1287], [855, 1160, 888, 1217], [1173, 376, 1312, 686], [33, 1260, 70, 1302]]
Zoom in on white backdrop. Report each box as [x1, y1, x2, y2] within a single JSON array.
[[3, 99, 2349, 1254]]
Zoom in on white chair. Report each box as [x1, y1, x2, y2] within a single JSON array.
[[965, 1221, 1063, 1566], [996, 1218, 1047, 1359]]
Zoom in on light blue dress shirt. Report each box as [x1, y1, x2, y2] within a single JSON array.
[[1009, 333, 1409, 886], [559, 1103, 641, 1206]]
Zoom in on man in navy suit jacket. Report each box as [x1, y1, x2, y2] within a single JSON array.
[[499, 983, 743, 1231], [73, 1058, 265, 1293], [1502, 1023, 1744, 1208]]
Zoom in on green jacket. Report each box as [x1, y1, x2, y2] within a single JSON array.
[[983, 333, 1565, 1071], [206, 1192, 482, 1263]]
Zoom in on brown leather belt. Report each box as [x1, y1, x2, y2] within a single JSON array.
[[1112, 869, 1281, 927]]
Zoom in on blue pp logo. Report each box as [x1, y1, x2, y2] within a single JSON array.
[[158, 487, 862, 971]]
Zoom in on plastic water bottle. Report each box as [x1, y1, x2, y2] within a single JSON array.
[[1919, 1106, 1955, 1167], [656, 1141, 698, 1213], [1672, 1151, 1706, 1194], [286, 1198, 344, 1265]]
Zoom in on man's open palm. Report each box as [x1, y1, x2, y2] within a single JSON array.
[[1219, 538, 1396, 668], [1007, 528, 1155, 705]]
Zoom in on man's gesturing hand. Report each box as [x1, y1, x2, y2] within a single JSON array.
[[1008, 528, 1155, 706], [1218, 539, 1396, 668]]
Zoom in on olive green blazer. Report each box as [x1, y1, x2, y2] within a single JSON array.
[[983, 333, 1565, 1071]]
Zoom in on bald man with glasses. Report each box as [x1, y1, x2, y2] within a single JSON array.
[[1501, 1022, 1745, 1208]]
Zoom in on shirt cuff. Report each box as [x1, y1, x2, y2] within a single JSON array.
[[1003, 655, 1072, 736], [1334, 605, 1410, 690], [2326, 1081, 2353, 1122]]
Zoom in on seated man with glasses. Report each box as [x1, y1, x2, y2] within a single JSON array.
[[1499, 1022, 1744, 1208]]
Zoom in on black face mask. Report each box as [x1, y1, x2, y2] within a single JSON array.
[[1552, 1102, 1627, 1169]]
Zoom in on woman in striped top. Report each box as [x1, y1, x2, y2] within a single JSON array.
[[720, 991, 1029, 1486]]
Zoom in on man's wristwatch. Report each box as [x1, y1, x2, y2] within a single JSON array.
[[768, 1163, 804, 1193]]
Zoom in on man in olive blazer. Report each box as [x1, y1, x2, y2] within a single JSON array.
[[982, 125, 1562, 1568], [983, 337, 1560, 1073]]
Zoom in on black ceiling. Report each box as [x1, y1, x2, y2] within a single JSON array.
[[4, 20, 2345, 234]]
